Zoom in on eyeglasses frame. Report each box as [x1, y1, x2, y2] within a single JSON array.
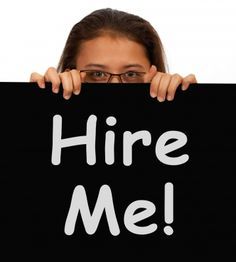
[[79, 69, 147, 83]]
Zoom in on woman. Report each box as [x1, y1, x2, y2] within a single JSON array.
[[30, 8, 197, 101]]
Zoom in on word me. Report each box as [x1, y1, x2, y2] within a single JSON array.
[[64, 182, 174, 236]]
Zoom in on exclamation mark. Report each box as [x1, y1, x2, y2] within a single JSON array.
[[164, 182, 174, 236]]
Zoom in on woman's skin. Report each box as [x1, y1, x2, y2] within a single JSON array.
[[30, 35, 197, 101]]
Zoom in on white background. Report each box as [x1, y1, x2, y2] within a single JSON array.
[[0, 0, 235, 82]]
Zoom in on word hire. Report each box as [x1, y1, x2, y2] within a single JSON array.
[[51, 114, 189, 166]]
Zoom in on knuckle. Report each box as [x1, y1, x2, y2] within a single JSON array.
[[29, 72, 36, 81], [63, 86, 73, 93], [30, 72, 36, 78], [70, 69, 80, 79], [187, 74, 197, 81], [30, 72, 42, 82], [47, 66, 56, 72], [59, 71, 69, 77], [71, 69, 80, 76], [158, 83, 166, 93], [61, 81, 72, 92], [167, 88, 176, 95], [53, 80, 61, 87], [152, 74, 160, 84], [59, 72, 67, 82], [172, 73, 183, 82], [189, 73, 196, 78], [46, 67, 57, 76], [157, 71, 165, 76], [172, 73, 182, 79], [150, 81, 157, 92]]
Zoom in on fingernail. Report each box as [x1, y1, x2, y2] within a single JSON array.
[[52, 88, 59, 94], [167, 95, 173, 101], [158, 96, 165, 102], [150, 91, 156, 98], [39, 82, 45, 89], [74, 89, 80, 95], [182, 84, 187, 91], [64, 95, 70, 100]]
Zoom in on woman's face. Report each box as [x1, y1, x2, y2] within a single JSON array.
[[75, 35, 151, 83]]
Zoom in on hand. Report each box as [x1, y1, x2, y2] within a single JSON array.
[[144, 65, 197, 102], [30, 67, 86, 100]]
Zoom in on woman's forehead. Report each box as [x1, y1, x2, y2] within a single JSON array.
[[76, 35, 150, 70]]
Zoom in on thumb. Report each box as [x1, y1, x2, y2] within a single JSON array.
[[80, 71, 87, 83], [144, 65, 157, 83]]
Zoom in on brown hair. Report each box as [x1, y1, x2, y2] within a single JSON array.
[[57, 8, 168, 73]]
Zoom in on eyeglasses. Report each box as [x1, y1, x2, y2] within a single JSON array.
[[80, 70, 146, 83]]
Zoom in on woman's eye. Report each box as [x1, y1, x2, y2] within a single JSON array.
[[92, 71, 106, 78], [85, 71, 109, 83], [124, 71, 138, 78]]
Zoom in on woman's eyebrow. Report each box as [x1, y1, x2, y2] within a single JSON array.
[[122, 64, 146, 70], [84, 64, 107, 69], [83, 64, 146, 70]]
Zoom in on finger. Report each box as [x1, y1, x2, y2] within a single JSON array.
[[78, 72, 87, 94], [157, 74, 172, 102], [144, 65, 157, 83], [166, 73, 183, 101], [150, 71, 165, 98], [44, 67, 61, 93], [70, 70, 82, 95], [182, 74, 197, 91], [59, 71, 73, 100], [30, 72, 45, 89], [80, 72, 86, 83]]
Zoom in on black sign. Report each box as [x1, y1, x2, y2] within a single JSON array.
[[0, 83, 235, 259]]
